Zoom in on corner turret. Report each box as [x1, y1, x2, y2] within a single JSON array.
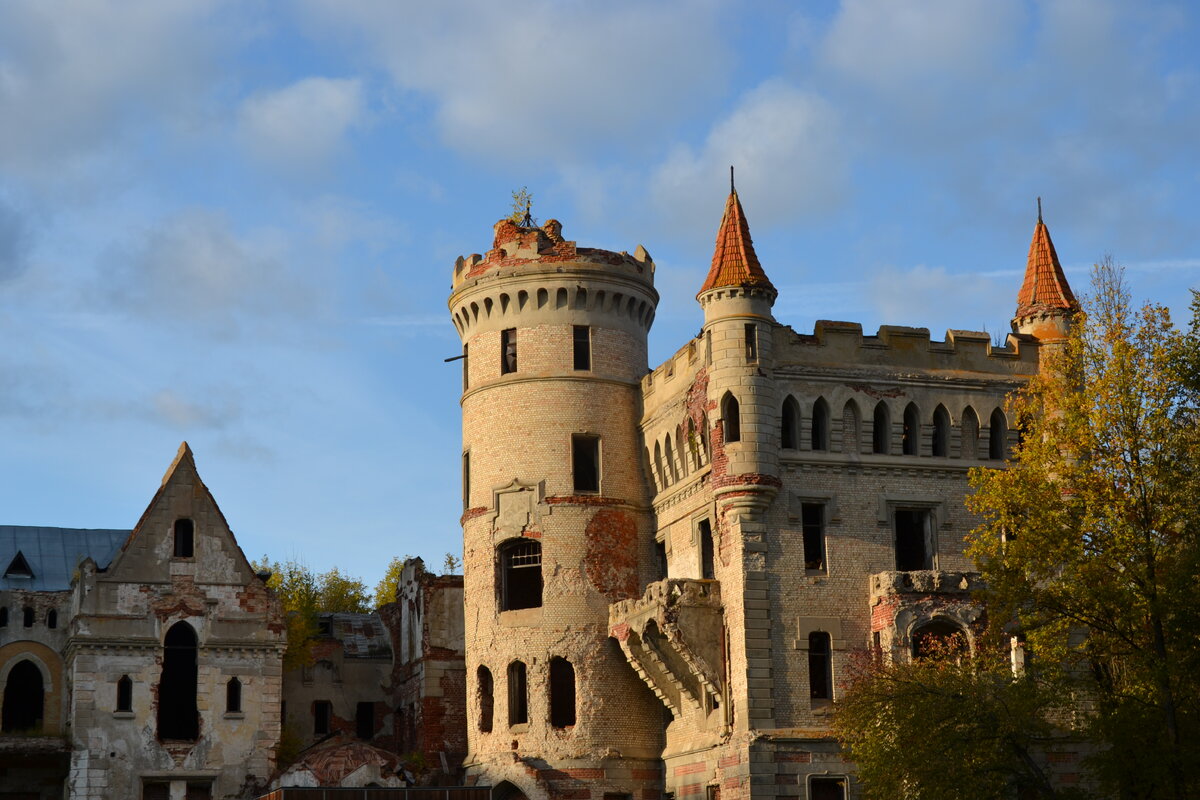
[[1012, 200, 1077, 343], [696, 171, 777, 324]]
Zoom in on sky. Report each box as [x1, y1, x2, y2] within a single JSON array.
[[1, 0, 1198, 594]]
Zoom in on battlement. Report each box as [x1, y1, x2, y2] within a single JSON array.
[[451, 218, 656, 290], [777, 320, 1041, 377]]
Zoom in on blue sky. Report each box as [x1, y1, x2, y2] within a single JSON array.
[[1, 0, 1197, 593]]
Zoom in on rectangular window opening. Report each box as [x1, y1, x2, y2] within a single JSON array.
[[572, 434, 600, 493], [573, 325, 591, 371], [462, 451, 471, 510], [698, 519, 715, 580], [744, 323, 758, 362], [895, 508, 934, 571], [810, 777, 847, 800], [462, 343, 469, 390], [809, 631, 832, 701], [501, 328, 517, 374], [801, 503, 826, 572], [654, 540, 668, 581], [173, 519, 194, 558], [314, 700, 332, 735], [356, 701, 375, 740], [508, 662, 528, 726]]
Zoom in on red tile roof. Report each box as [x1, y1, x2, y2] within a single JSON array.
[[1016, 212, 1077, 318], [698, 190, 774, 296]]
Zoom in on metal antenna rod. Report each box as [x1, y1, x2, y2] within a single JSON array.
[[730, 165, 735, 194], [1037, 196, 1042, 223]]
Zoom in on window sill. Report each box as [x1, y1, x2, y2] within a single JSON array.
[[112, 711, 135, 719], [223, 712, 245, 720], [509, 723, 529, 734], [499, 607, 542, 627]]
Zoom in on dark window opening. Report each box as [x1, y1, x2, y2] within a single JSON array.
[[722, 394, 740, 443], [572, 434, 600, 493], [47, 609, 57, 629], [573, 325, 591, 371], [3, 550, 33, 579], [478, 666, 494, 733], [549, 657, 576, 728], [186, 783, 213, 800], [507, 661, 528, 726], [462, 343, 469, 390], [356, 701, 374, 740], [809, 631, 832, 700], [698, 519, 715, 580], [22, 606, 33, 628], [144, 783, 171, 800], [2, 660, 44, 732], [706, 786, 720, 800], [801, 503, 825, 571], [462, 451, 470, 510], [744, 323, 757, 362], [0, 607, 7, 627], [501, 328, 517, 374], [810, 776, 847, 800], [932, 405, 950, 457], [158, 622, 199, 741], [781, 396, 800, 449], [117, 675, 133, 712], [226, 678, 242, 713], [317, 618, 333, 636], [873, 403, 890, 454], [895, 508, 933, 571], [174, 518, 194, 558], [811, 398, 830, 451], [902, 403, 920, 456], [499, 539, 542, 611], [913, 620, 968, 660], [989, 409, 1008, 460], [654, 540, 668, 581], [314, 700, 332, 735]]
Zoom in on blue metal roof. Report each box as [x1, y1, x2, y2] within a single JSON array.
[[0, 526, 129, 591]]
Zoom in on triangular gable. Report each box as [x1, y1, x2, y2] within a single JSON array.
[[4, 550, 33, 579], [105, 442, 259, 584]]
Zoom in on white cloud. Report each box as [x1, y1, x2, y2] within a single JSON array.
[[297, 0, 730, 161], [101, 210, 313, 332], [649, 81, 847, 232], [238, 77, 365, 172]]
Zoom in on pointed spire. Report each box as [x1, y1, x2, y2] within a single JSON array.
[[697, 170, 774, 296], [1015, 199, 1077, 319]]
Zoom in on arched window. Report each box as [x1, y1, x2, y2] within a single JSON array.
[[932, 405, 950, 457], [22, 606, 33, 628], [961, 406, 979, 458], [549, 657, 576, 728], [902, 403, 920, 456], [811, 398, 830, 451], [808, 632, 832, 701], [498, 539, 542, 611], [2, 660, 43, 732], [507, 661, 528, 726], [116, 675, 133, 712], [664, 435, 678, 484], [721, 393, 740, 443], [699, 413, 710, 462], [478, 666, 494, 733], [842, 400, 860, 454], [158, 622, 199, 741], [989, 409, 1008, 460], [686, 418, 701, 470], [173, 518, 194, 558], [47, 609, 57, 629], [653, 442, 665, 488], [872, 403, 891, 454], [912, 620, 968, 660], [226, 678, 242, 713], [781, 396, 800, 450]]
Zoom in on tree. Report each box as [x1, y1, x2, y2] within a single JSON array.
[[443, 552, 461, 575], [316, 566, 370, 613], [373, 555, 411, 608], [834, 634, 1076, 800], [508, 186, 535, 226], [968, 262, 1200, 799]]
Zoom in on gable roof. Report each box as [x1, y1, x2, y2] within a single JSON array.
[[1016, 207, 1077, 318], [697, 189, 774, 296], [0, 526, 129, 590]]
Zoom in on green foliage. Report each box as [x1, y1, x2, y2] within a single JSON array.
[[967, 261, 1200, 798], [834, 637, 1079, 800], [316, 566, 370, 613], [373, 555, 411, 607], [508, 186, 535, 226], [443, 552, 461, 575]]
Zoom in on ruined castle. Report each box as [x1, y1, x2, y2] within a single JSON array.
[[449, 186, 1077, 800]]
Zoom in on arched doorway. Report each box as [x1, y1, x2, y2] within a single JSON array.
[[2, 659, 44, 732], [158, 622, 199, 740], [493, 781, 530, 800]]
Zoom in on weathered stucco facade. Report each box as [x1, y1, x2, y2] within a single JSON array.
[[0, 444, 286, 800], [450, 191, 1080, 800]]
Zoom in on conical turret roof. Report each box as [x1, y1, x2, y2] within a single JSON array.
[[1016, 204, 1077, 318], [698, 187, 774, 296]]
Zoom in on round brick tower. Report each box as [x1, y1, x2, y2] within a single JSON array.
[[450, 218, 665, 800]]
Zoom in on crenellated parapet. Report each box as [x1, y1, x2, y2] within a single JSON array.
[[449, 219, 658, 338]]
